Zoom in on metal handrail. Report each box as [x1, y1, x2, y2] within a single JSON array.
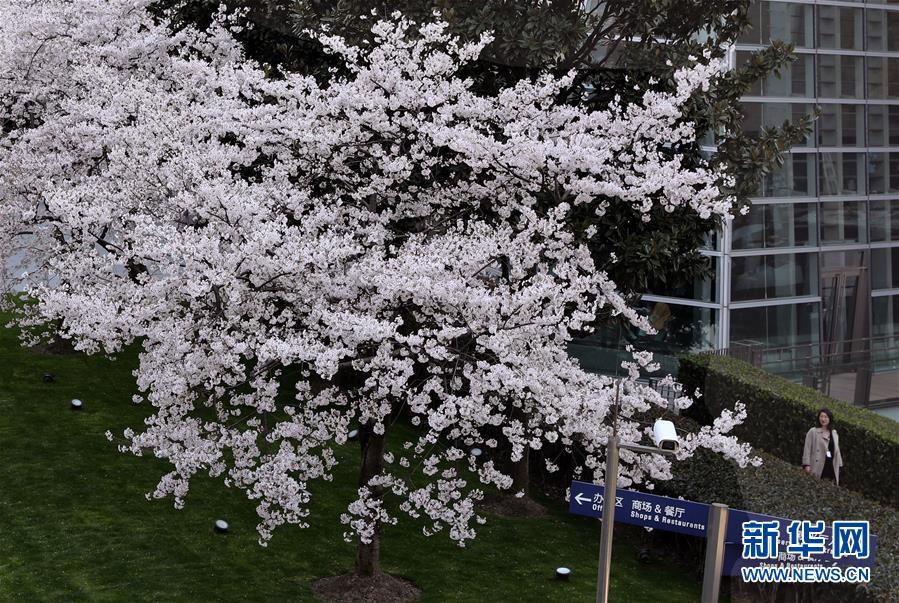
[[708, 334, 899, 368], [703, 334, 899, 405]]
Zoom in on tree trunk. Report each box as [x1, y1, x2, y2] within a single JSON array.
[[355, 422, 386, 577], [509, 405, 530, 497], [511, 448, 529, 496]]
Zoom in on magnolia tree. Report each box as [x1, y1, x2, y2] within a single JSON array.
[[1, 0, 757, 581]]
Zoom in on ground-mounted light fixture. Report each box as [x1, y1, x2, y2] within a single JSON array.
[[555, 567, 571, 581], [347, 429, 359, 441], [213, 519, 229, 534], [43, 373, 55, 383], [70, 399, 83, 411], [470, 447, 482, 457]]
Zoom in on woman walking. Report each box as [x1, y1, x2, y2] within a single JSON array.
[[802, 408, 843, 484]]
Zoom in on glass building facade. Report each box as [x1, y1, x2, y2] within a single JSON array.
[[622, 0, 899, 414]]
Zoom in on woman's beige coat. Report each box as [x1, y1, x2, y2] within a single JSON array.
[[802, 427, 843, 484]]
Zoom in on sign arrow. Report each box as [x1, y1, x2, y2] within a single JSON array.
[[568, 480, 710, 538]]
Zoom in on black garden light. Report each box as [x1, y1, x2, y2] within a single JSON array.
[[70, 398, 83, 410], [213, 519, 230, 534], [555, 567, 571, 581]]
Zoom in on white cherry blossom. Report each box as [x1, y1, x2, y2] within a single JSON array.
[[0, 0, 755, 550]]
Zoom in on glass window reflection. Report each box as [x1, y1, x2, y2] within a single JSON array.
[[732, 203, 816, 249], [872, 295, 899, 339], [730, 303, 820, 349], [871, 154, 899, 195], [623, 302, 719, 354], [739, 2, 815, 47], [767, 2, 815, 47], [872, 248, 899, 290], [737, 51, 815, 98], [867, 106, 899, 147], [817, 104, 863, 147], [768, 53, 815, 97], [736, 51, 763, 96], [743, 103, 814, 146], [871, 200, 899, 242], [645, 258, 718, 303], [821, 201, 867, 245], [731, 253, 818, 301], [759, 153, 815, 197], [867, 57, 899, 99], [818, 55, 864, 99], [817, 6, 863, 51], [866, 9, 899, 52], [819, 153, 865, 196]]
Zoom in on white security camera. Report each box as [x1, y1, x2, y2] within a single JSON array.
[[652, 419, 679, 452]]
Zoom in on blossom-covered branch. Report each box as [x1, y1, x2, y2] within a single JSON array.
[[0, 0, 754, 554]]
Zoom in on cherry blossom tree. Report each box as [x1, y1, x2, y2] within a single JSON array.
[[1, 0, 757, 584]]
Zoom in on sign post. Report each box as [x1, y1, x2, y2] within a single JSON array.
[[595, 436, 619, 603], [590, 437, 678, 603], [571, 482, 876, 597], [701, 503, 729, 603]]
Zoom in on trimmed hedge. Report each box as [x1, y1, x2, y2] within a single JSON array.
[[738, 453, 898, 602], [524, 403, 898, 600], [656, 448, 898, 602], [679, 353, 899, 508]]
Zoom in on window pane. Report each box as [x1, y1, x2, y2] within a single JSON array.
[[871, 200, 899, 242], [700, 229, 720, 251], [866, 9, 899, 52], [872, 295, 899, 338], [760, 153, 815, 197], [738, 1, 762, 44], [821, 250, 866, 270], [732, 203, 816, 249], [743, 103, 814, 146], [873, 153, 899, 194], [731, 253, 818, 301], [817, 6, 863, 50], [768, 54, 814, 97], [631, 302, 719, 353], [872, 248, 899, 290], [731, 303, 820, 349], [867, 106, 889, 147], [736, 51, 763, 96], [867, 57, 899, 99], [645, 258, 718, 303], [732, 208, 764, 249], [819, 152, 865, 196], [764, 2, 815, 47], [818, 55, 864, 99], [742, 103, 762, 138], [817, 104, 864, 146], [893, 154, 899, 194], [731, 256, 766, 300], [821, 201, 867, 245], [767, 253, 811, 297]]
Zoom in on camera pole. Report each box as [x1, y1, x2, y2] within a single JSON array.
[[701, 503, 729, 603], [595, 434, 619, 603], [595, 380, 677, 603]]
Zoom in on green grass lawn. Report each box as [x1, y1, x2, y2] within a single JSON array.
[[0, 320, 704, 602]]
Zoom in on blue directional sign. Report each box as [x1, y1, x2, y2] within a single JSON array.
[[721, 509, 877, 575], [568, 480, 710, 537]]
